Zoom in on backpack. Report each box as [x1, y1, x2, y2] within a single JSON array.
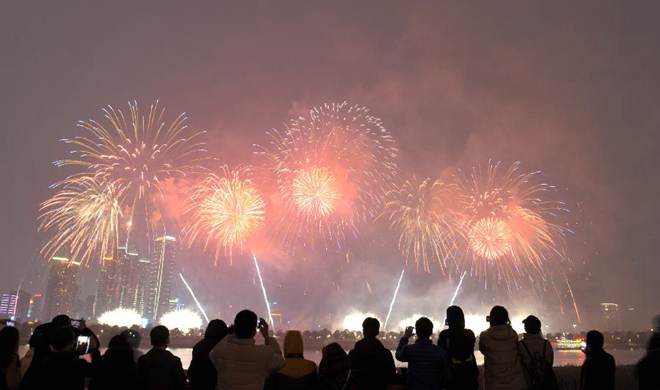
[[521, 340, 558, 390]]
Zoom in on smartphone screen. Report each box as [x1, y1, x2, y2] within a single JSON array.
[[76, 335, 91, 355], [5, 321, 15, 327], [71, 319, 80, 329]]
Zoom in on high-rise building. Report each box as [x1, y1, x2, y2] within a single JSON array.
[[96, 247, 145, 316], [600, 302, 621, 330], [42, 257, 81, 321], [144, 235, 178, 321], [27, 293, 43, 320], [13, 290, 32, 321], [0, 293, 17, 319]]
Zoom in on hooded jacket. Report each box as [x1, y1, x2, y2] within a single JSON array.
[[478, 325, 525, 390], [210, 334, 285, 390], [266, 331, 318, 390]]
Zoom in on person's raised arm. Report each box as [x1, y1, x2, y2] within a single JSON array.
[[395, 326, 414, 362], [259, 319, 285, 372]]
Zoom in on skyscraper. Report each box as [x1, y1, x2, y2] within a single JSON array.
[[27, 293, 43, 320], [14, 290, 32, 321], [0, 293, 17, 319], [96, 247, 144, 315], [42, 256, 81, 321], [144, 235, 178, 321], [600, 302, 621, 330]]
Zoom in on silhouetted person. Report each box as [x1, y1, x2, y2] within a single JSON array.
[[637, 316, 660, 390], [91, 334, 138, 390], [396, 316, 450, 389], [479, 306, 525, 390], [121, 329, 144, 363], [20, 326, 97, 390], [438, 306, 479, 390], [518, 315, 556, 390], [348, 317, 396, 390], [318, 343, 351, 390], [0, 326, 21, 390], [210, 310, 284, 390], [267, 330, 318, 389], [580, 330, 615, 390], [21, 314, 72, 376], [137, 325, 186, 390], [188, 319, 227, 390]]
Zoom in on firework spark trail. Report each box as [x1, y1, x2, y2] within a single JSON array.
[[256, 102, 399, 247], [383, 177, 461, 273], [564, 273, 582, 323], [448, 271, 467, 306], [252, 254, 274, 330], [39, 176, 123, 264], [383, 268, 405, 331], [41, 101, 206, 263], [179, 273, 210, 324], [184, 166, 265, 264]]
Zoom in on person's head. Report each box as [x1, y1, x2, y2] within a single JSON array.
[[150, 325, 170, 348], [362, 317, 380, 338], [523, 315, 542, 334], [415, 317, 434, 339], [585, 330, 604, 351], [108, 334, 130, 350], [446, 306, 465, 330], [205, 319, 228, 340], [51, 314, 71, 329], [321, 342, 347, 360], [283, 330, 304, 357], [0, 326, 20, 365], [120, 329, 141, 349], [50, 327, 75, 352], [488, 306, 510, 326], [234, 310, 258, 339]]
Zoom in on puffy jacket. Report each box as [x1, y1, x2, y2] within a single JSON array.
[[210, 334, 285, 390], [395, 337, 450, 389], [266, 331, 318, 390], [478, 325, 525, 390]]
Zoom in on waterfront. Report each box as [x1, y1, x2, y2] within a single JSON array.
[[166, 347, 645, 368]]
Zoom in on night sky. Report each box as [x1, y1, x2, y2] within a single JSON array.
[[2, 2, 659, 329]]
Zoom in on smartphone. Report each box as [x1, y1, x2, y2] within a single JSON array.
[[75, 335, 91, 355], [71, 319, 81, 329], [5, 321, 15, 327]]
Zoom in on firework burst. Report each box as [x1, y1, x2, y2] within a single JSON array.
[[383, 177, 461, 272], [256, 102, 399, 247], [184, 166, 265, 264], [39, 176, 123, 264], [456, 161, 569, 288], [54, 101, 206, 241]]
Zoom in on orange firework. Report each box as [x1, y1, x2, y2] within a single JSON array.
[[457, 161, 568, 288], [256, 102, 399, 247], [184, 166, 265, 264], [383, 177, 461, 273]]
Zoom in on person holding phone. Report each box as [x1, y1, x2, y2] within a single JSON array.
[[395, 317, 450, 390], [209, 310, 284, 390], [20, 326, 99, 390], [478, 306, 525, 390]]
